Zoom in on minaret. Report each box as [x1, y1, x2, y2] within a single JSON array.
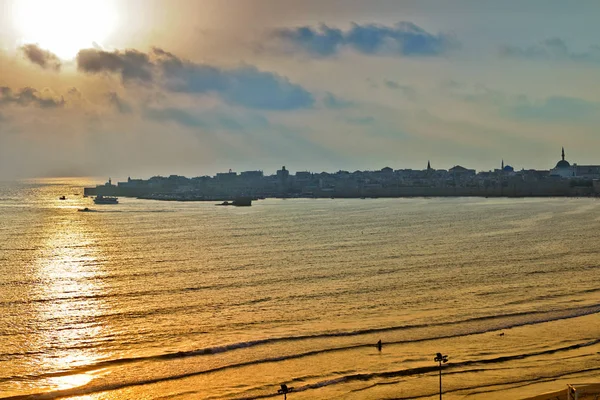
[[562, 147, 565, 161], [501, 159, 504, 170], [427, 160, 431, 171]]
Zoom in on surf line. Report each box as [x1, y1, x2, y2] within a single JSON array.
[[4, 339, 598, 400]]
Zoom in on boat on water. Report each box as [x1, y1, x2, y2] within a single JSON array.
[[93, 195, 118, 204], [216, 197, 252, 207]]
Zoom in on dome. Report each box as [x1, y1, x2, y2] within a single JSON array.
[[503, 165, 514, 172]]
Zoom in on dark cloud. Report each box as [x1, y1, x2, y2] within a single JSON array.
[[218, 65, 314, 110], [0, 86, 65, 108], [20, 44, 61, 70], [153, 48, 314, 110], [76, 47, 314, 110], [275, 25, 344, 56], [107, 92, 133, 114], [383, 80, 416, 100], [271, 22, 456, 57], [500, 38, 600, 63], [323, 92, 353, 109], [77, 49, 154, 82]]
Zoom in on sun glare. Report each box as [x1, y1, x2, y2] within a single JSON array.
[[12, 0, 118, 60]]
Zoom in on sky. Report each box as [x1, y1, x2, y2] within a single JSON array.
[[1, 0, 600, 179]]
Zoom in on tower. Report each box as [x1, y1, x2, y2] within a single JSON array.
[[427, 160, 431, 171], [562, 147, 565, 161]]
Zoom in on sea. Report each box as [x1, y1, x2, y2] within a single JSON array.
[[0, 178, 599, 400]]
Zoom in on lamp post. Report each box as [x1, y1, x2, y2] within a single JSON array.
[[277, 384, 293, 400], [434, 352, 448, 400]]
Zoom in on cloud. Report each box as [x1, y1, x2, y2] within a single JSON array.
[[458, 85, 506, 106], [0, 86, 65, 108], [107, 92, 133, 114], [144, 107, 206, 128], [507, 96, 599, 121], [500, 38, 600, 63], [449, 84, 599, 123], [153, 49, 314, 110], [383, 80, 416, 100], [345, 116, 375, 125], [77, 48, 154, 82], [20, 44, 61, 70], [143, 105, 272, 131], [323, 92, 353, 109], [271, 22, 456, 57], [75, 47, 314, 110]]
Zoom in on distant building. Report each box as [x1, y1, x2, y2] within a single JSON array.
[[548, 147, 600, 179], [574, 165, 600, 179], [295, 171, 312, 181], [449, 165, 476, 176], [276, 166, 289, 180], [550, 147, 574, 178], [240, 170, 263, 179], [216, 170, 237, 181]]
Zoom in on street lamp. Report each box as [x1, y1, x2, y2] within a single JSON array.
[[434, 352, 449, 400], [277, 384, 293, 400]]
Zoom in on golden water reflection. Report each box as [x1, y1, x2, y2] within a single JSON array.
[[47, 372, 94, 391], [33, 204, 110, 393]]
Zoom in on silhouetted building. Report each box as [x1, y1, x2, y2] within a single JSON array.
[[277, 166, 289, 180]]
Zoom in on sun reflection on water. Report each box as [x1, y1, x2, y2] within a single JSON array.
[[47, 372, 94, 391], [32, 201, 110, 393]]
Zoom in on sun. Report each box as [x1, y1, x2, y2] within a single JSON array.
[[12, 0, 118, 60]]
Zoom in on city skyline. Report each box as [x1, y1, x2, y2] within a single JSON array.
[[1, 0, 600, 179], [92, 146, 582, 180]]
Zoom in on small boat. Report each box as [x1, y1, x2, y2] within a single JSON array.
[[216, 197, 252, 207], [78, 207, 91, 212], [59, 196, 66, 200], [93, 195, 118, 204]]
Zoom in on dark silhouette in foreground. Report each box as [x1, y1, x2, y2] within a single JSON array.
[[377, 340, 382, 351], [277, 384, 293, 399], [434, 352, 449, 400]]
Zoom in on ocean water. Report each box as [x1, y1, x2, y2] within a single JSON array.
[[0, 178, 599, 400]]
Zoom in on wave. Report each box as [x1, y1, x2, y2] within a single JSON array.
[[349, 365, 600, 400], [0, 286, 273, 310], [502, 286, 600, 306], [238, 342, 600, 400], [0, 264, 199, 289], [2, 304, 599, 383], [3, 340, 598, 400]]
